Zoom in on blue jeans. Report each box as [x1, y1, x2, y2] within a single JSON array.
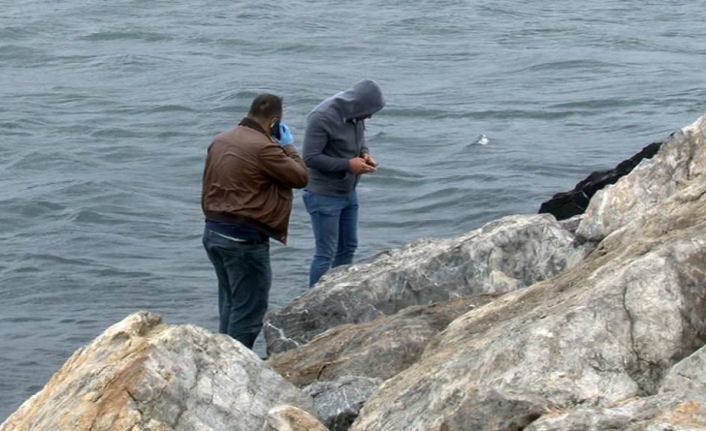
[[202, 227, 271, 349], [303, 190, 359, 287]]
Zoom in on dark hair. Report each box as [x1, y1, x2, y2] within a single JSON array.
[[248, 94, 283, 120]]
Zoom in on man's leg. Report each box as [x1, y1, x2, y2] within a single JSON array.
[[303, 191, 344, 287], [203, 228, 232, 334], [203, 228, 271, 349], [219, 242, 271, 349], [333, 190, 359, 267]]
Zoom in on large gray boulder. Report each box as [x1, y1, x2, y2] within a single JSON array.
[[0, 311, 320, 431], [267, 295, 496, 430], [265, 214, 589, 355], [350, 113, 706, 431]]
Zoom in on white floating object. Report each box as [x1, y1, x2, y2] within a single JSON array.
[[473, 134, 489, 145]]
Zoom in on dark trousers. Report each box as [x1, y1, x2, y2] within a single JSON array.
[[202, 227, 271, 349]]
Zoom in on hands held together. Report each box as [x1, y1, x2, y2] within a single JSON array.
[[349, 153, 377, 174]]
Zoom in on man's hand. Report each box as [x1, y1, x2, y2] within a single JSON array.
[[349, 157, 376, 174], [276, 123, 294, 146], [362, 153, 377, 168]]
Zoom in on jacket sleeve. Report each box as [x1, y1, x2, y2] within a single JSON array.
[[303, 113, 350, 172], [259, 143, 309, 189]]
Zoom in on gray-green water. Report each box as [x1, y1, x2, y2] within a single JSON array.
[[1, 0, 705, 421]]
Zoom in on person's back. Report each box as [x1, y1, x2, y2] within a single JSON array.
[[201, 93, 308, 349], [203, 124, 306, 242], [302, 79, 385, 287]]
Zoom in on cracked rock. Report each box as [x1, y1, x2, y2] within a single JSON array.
[[350, 111, 706, 431], [0, 311, 318, 431], [265, 213, 590, 355], [267, 295, 498, 387]]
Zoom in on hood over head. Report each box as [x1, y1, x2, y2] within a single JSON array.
[[330, 79, 385, 121]]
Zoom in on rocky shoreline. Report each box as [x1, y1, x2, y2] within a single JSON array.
[[2, 111, 705, 431]]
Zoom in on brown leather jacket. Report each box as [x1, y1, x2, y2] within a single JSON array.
[[201, 118, 308, 244]]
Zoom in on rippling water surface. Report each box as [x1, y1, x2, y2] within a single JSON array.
[[1, 0, 705, 420]]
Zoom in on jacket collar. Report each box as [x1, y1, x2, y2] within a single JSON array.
[[239, 117, 270, 137]]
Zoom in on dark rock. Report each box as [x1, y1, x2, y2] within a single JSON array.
[[538, 141, 663, 220]]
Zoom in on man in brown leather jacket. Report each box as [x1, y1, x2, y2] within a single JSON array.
[[201, 94, 308, 349]]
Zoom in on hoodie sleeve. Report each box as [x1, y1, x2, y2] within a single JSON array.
[[361, 136, 369, 156], [303, 112, 350, 172]]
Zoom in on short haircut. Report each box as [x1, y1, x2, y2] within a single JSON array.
[[248, 94, 283, 119]]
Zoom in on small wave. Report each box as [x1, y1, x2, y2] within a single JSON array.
[[86, 267, 155, 279], [155, 130, 193, 138], [391, 187, 468, 216], [57, 317, 99, 325], [382, 107, 449, 119], [268, 43, 326, 54], [0, 44, 48, 66], [90, 128, 144, 138], [78, 30, 173, 43], [0, 316, 47, 324], [0, 26, 36, 41], [83, 53, 176, 71], [13, 252, 97, 269], [523, 59, 623, 72], [0, 121, 33, 136], [549, 97, 653, 111], [194, 36, 261, 49], [0, 44, 40, 56], [456, 109, 577, 120], [73, 209, 130, 225], [149, 104, 197, 114], [20, 199, 67, 218]]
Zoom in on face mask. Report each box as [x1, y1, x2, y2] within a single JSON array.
[[270, 119, 281, 140]]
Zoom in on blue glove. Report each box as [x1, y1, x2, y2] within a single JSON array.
[[276, 123, 294, 146]]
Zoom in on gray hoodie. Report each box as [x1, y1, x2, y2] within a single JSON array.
[[303, 79, 385, 196]]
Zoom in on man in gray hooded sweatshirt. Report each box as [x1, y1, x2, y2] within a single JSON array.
[[302, 79, 385, 287]]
